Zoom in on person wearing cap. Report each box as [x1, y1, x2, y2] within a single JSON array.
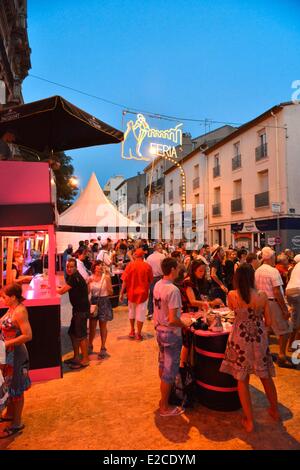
[[146, 243, 166, 320], [210, 245, 228, 305], [285, 254, 300, 351], [255, 247, 293, 368], [119, 248, 153, 340], [0, 130, 16, 161]]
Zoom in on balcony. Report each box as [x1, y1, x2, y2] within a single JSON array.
[[168, 190, 174, 201], [255, 143, 268, 162], [144, 177, 164, 195], [255, 191, 269, 208], [193, 176, 200, 190], [231, 197, 242, 213], [232, 154, 241, 170], [212, 203, 221, 216], [213, 165, 220, 178]]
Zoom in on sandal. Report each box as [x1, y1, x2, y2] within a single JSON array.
[[159, 406, 185, 417], [69, 362, 89, 370], [63, 358, 80, 365], [277, 357, 295, 369], [0, 417, 13, 423], [0, 424, 25, 439], [98, 348, 107, 359]]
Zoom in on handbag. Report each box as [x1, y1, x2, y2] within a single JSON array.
[[89, 273, 106, 318]]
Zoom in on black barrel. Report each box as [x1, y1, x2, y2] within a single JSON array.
[[110, 273, 121, 308], [193, 330, 241, 411]]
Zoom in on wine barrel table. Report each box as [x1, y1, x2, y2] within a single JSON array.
[[192, 328, 241, 411]]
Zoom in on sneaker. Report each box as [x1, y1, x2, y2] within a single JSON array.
[[128, 331, 135, 339], [98, 348, 107, 359], [135, 334, 143, 341]]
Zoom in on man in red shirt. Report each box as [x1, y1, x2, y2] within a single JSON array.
[[119, 248, 153, 340]]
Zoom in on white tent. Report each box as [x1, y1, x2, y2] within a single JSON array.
[[56, 173, 142, 252]]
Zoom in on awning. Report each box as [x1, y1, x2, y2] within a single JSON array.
[[0, 95, 123, 152]]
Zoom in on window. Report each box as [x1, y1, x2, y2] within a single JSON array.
[[233, 179, 242, 199], [214, 187, 221, 204], [258, 170, 268, 192], [194, 164, 199, 178], [233, 142, 240, 156], [259, 131, 267, 147], [214, 154, 220, 167]]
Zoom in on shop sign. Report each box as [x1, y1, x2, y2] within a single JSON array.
[[271, 202, 281, 213], [122, 113, 183, 162], [267, 237, 276, 246], [240, 222, 259, 233], [275, 236, 281, 244], [291, 235, 300, 248]]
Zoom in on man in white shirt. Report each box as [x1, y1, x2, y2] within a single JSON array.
[[255, 247, 292, 368], [97, 240, 113, 268], [154, 257, 193, 417], [285, 254, 300, 351], [76, 248, 90, 283], [146, 243, 166, 320]]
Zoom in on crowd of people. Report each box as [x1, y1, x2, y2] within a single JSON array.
[[1, 236, 300, 437]]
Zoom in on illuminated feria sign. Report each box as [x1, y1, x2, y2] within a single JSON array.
[[122, 113, 183, 161]]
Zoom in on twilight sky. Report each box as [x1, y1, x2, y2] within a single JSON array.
[[23, 0, 300, 189]]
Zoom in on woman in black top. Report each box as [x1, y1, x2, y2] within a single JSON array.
[[183, 260, 224, 312]]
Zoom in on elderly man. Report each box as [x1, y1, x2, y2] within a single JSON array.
[[146, 243, 166, 320], [119, 248, 153, 340], [255, 247, 293, 368]]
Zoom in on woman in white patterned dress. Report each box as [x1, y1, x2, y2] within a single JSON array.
[[220, 264, 280, 432]]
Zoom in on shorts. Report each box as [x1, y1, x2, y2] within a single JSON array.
[[68, 310, 88, 340], [268, 300, 292, 336], [90, 296, 113, 322], [156, 328, 182, 384], [128, 300, 148, 323], [287, 295, 300, 330]]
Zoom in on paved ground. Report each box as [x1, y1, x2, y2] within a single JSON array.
[[1, 297, 300, 450]]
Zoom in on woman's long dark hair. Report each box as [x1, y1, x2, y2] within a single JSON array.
[[233, 264, 255, 304], [189, 259, 207, 287]]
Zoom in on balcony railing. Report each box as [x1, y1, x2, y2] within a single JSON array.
[[232, 154, 242, 170], [168, 190, 174, 201], [144, 177, 164, 195], [255, 143, 268, 162], [212, 203, 221, 216], [231, 197, 242, 212], [193, 176, 200, 190], [213, 165, 220, 178], [255, 191, 269, 208]]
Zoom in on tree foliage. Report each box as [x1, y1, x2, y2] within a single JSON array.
[[52, 152, 78, 213]]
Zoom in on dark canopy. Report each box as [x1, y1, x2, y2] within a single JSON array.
[[0, 95, 123, 152]]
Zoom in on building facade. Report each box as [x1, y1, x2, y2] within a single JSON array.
[[115, 172, 147, 228], [0, 0, 31, 106], [103, 175, 124, 205], [204, 102, 300, 251], [163, 126, 236, 244]]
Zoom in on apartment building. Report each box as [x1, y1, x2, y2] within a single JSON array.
[[103, 175, 124, 205], [164, 126, 236, 243], [115, 172, 147, 229], [205, 102, 300, 251]]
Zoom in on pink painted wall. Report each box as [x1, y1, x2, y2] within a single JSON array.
[[0, 161, 51, 204]]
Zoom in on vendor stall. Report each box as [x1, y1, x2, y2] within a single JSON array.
[[0, 96, 124, 382]]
